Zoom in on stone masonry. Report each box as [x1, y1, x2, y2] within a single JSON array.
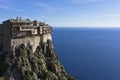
[[0, 17, 52, 53]]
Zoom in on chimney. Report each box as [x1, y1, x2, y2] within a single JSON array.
[[16, 17, 18, 20], [20, 17, 22, 20]]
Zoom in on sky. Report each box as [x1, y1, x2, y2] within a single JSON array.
[[0, 0, 120, 27]]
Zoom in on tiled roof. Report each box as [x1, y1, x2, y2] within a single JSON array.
[[3, 18, 33, 23], [10, 19, 33, 23]]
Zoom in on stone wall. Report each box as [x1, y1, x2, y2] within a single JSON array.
[[43, 33, 52, 43], [11, 33, 52, 52], [0, 32, 2, 54], [2, 22, 52, 53], [11, 36, 40, 52], [2, 21, 11, 52], [0, 32, 1, 46]]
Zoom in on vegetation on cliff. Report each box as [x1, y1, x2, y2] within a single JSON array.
[[4, 40, 75, 80], [0, 53, 8, 76]]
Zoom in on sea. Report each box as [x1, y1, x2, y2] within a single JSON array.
[[52, 27, 120, 80]]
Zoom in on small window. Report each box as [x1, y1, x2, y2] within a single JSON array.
[[13, 41, 15, 44]]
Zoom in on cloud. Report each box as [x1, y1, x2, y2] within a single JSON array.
[[71, 0, 119, 4], [0, 0, 24, 11], [40, 16, 47, 19], [37, 2, 57, 12], [78, 14, 120, 18], [94, 14, 120, 18], [71, 0, 105, 4]]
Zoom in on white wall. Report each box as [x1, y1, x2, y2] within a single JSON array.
[[11, 33, 52, 53], [11, 36, 40, 52], [43, 33, 52, 43]]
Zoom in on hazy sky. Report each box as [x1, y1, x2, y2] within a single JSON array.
[[0, 0, 120, 27]]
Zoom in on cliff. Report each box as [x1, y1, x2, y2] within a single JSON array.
[[3, 40, 75, 80]]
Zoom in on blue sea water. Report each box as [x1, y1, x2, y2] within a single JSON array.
[[52, 27, 120, 80]]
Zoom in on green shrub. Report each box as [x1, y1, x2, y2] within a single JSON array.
[[22, 71, 32, 80], [0, 53, 8, 76], [0, 77, 4, 80]]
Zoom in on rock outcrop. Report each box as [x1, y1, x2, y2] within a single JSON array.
[[5, 40, 75, 80]]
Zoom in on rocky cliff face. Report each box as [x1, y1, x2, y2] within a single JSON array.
[[5, 40, 75, 80]]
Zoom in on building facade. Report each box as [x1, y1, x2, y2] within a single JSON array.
[[0, 17, 52, 53], [0, 25, 2, 50]]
